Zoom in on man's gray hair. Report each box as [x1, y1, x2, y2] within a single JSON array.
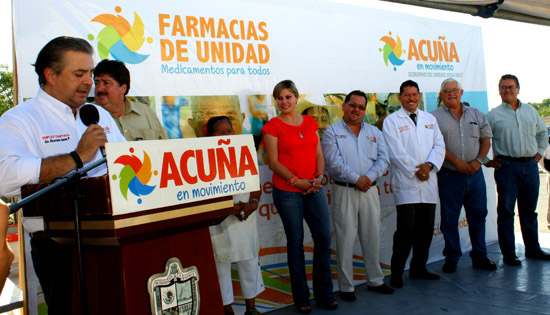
[[440, 78, 462, 92]]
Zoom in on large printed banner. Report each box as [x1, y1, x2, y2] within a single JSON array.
[[14, 0, 496, 313]]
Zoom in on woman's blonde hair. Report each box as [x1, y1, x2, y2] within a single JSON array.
[[273, 80, 299, 99]]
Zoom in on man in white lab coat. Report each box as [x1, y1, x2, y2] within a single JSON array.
[[382, 80, 445, 288]]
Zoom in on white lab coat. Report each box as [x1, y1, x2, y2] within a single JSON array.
[[382, 108, 445, 205]]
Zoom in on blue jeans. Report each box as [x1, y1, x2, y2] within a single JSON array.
[[494, 159, 541, 255], [273, 186, 334, 306], [438, 168, 488, 262]]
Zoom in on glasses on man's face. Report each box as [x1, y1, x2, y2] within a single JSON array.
[[347, 103, 366, 111], [500, 85, 517, 91], [442, 88, 460, 94]]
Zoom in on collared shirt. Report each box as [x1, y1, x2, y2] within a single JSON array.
[[110, 99, 169, 141], [322, 120, 389, 184], [383, 108, 445, 205], [432, 103, 492, 171], [403, 108, 416, 116], [0, 89, 126, 230], [486, 100, 548, 158]]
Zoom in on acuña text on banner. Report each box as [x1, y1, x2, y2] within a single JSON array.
[[159, 140, 259, 188], [408, 36, 459, 62]]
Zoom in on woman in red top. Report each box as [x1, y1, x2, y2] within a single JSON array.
[[262, 80, 337, 314]]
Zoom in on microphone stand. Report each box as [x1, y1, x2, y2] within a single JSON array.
[[10, 157, 107, 315]]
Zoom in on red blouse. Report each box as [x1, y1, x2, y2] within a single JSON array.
[[262, 115, 319, 192]]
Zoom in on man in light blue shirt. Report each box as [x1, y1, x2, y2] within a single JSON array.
[[322, 90, 393, 301], [486, 74, 550, 266]]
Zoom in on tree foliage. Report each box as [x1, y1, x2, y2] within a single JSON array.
[[0, 64, 13, 116], [529, 98, 550, 116]]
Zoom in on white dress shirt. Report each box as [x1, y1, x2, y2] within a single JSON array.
[[0, 89, 126, 230]]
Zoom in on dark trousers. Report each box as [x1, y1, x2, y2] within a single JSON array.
[[391, 203, 436, 276], [438, 168, 488, 262], [30, 235, 73, 314], [494, 159, 541, 255]]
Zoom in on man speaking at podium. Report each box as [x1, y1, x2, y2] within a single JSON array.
[[0, 36, 125, 313]]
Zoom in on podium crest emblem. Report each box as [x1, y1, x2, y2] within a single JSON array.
[[148, 258, 200, 315]]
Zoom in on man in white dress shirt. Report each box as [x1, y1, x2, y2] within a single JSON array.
[[0, 36, 126, 313]]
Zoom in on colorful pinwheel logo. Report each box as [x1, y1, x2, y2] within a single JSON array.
[[379, 32, 406, 71], [88, 6, 153, 64], [112, 148, 157, 204]]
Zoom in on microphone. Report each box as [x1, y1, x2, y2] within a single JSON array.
[[79, 104, 106, 157]]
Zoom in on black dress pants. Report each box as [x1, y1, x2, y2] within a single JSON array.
[[390, 203, 436, 276], [30, 235, 73, 314]]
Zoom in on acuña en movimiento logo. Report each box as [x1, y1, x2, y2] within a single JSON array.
[[112, 148, 157, 204], [379, 32, 405, 71], [88, 6, 153, 64], [379, 32, 460, 72]]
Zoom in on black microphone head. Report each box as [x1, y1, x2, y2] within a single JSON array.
[[80, 104, 100, 126]]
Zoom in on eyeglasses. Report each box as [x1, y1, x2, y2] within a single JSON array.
[[442, 88, 460, 94], [500, 85, 517, 90], [346, 103, 366, 111]]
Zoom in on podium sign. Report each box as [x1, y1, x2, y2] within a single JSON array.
[[106, 134, 260, 215]]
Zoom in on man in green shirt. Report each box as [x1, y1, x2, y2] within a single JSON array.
[[486, 74, 550, 266], [94, 59, 168, 141]]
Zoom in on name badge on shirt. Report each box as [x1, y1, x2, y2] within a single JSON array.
[[365, 136, 377, 142], [42, 133, 71, 144], [424, 124, 435, 129], [399, 125, 410, 132], [336, 135, 347, 139]]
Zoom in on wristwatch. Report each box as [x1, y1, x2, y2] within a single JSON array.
[[475, 157, 484, 165], [427, 162, 434, 170]]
